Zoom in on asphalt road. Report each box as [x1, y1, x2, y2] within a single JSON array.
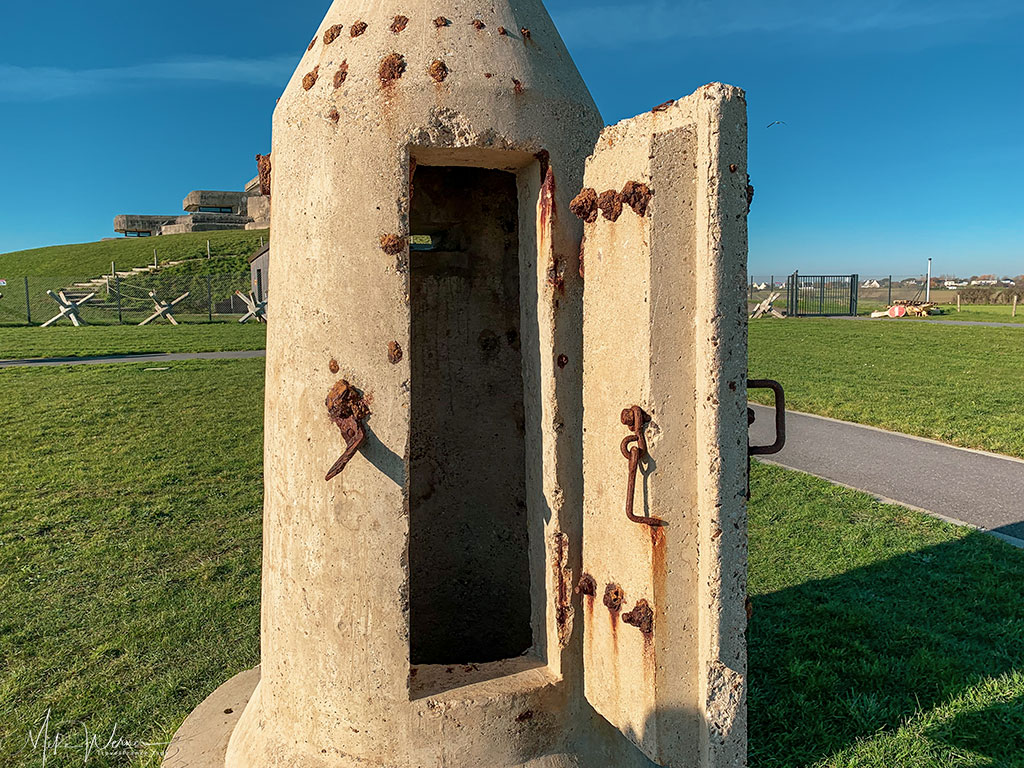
[[0, 350, 267, 368], [750, 403, 1024, 547]]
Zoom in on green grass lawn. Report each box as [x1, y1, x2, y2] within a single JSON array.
[[0, 361, 264, 767], [0, 324, 266, 360], [1, 362, 1022, 766], [0, 230, 268, 278], [748, 463, 1024, 767], [750, 318, 1024, 458], [924, 304, 1024, 324]]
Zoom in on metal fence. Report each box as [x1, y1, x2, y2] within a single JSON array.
[[785, 273, 859, 317], [0, 272, 256, 326], [746, 274, 992, 315]]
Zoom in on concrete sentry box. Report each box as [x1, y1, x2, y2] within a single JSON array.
[[163, 2, 749, 767]]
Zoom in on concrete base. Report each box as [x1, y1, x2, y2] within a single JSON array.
[[162, 667, 260, 768]]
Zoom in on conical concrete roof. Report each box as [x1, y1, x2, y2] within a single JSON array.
[[279, 0, 601, 146]]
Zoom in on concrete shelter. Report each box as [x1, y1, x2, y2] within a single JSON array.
[[163, 1, 750, 767]]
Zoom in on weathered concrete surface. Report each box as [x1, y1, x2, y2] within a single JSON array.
[[245, 195, 271, 230], [581, 85, 749, 768], [407, 165, 531, 665], [166, 3, 749, 767], [161, 212, 254, 235], [222, 1, 605, 766], [183, 190, 250, 214], [113, 214, 179, 236], [162, 668, 260, 768]]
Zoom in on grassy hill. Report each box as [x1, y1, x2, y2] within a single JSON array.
[[0, 229, 269, 278]]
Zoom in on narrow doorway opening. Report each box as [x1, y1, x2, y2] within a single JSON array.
[[408, 164, 532, 667]]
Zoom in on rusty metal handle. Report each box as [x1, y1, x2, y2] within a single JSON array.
[[324, 380, 371, 482], [621, 405, 667, 528], [325, 419, 367, 481], [748, 379, 786, 456]]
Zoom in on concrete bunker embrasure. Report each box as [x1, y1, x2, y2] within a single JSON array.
[[163, 1, 751, 767]]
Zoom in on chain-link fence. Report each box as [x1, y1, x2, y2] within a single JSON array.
[[0, 272, 257, 327]]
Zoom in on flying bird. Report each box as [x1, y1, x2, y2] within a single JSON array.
[[766, 121, 787, 128]]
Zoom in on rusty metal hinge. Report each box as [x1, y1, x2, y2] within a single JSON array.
[[621, 405, 667, 527]]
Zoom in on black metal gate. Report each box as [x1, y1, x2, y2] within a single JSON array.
[[786, 273, 859, 317]]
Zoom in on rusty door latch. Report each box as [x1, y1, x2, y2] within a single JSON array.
[[621, 405, 667, 527], [325, 380, 370, 482], [747, 379, 786, 498]]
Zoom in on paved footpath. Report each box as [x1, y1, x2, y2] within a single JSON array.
[[0, 350, 266, 368], [749, 403, 1024, 548]]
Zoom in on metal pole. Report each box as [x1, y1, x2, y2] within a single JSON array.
[[257, 269, 264, 304], [888, 276, 892, 307], [207, 240, 211, 259], [207, 275, 213, 322], [115, 273, 123, 324], [24, 277, 31, 324], [926, 258, 932, 303], [154, 249, 158, 269]]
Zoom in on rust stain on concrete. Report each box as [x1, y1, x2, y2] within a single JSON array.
[[302, 66, 320, 91], [324, 24, 344, 45]]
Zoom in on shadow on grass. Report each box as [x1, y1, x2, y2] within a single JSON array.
[[926, 690, 1024, 763], [749, 503, 1024, 767]]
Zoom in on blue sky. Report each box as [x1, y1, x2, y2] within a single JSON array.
[[1, 0, 1021, 278]]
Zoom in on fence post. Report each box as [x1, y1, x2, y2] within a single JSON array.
[[207, 275, 213, 322], [207, 240, 211, 259], [153, 249, 158, 269], [257, 269, 265, 304], [24, 277, 31, 324], [850, 274, 859, 316], [115, 273, 123, 324]]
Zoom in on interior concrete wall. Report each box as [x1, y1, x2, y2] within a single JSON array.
[[408, 164, 531, 666]]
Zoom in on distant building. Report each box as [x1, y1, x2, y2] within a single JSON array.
[[970, 279, 998, 286], [114, 157, 271, 236], [248, 242, 270, 301], [862, 279, 881, 289]]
